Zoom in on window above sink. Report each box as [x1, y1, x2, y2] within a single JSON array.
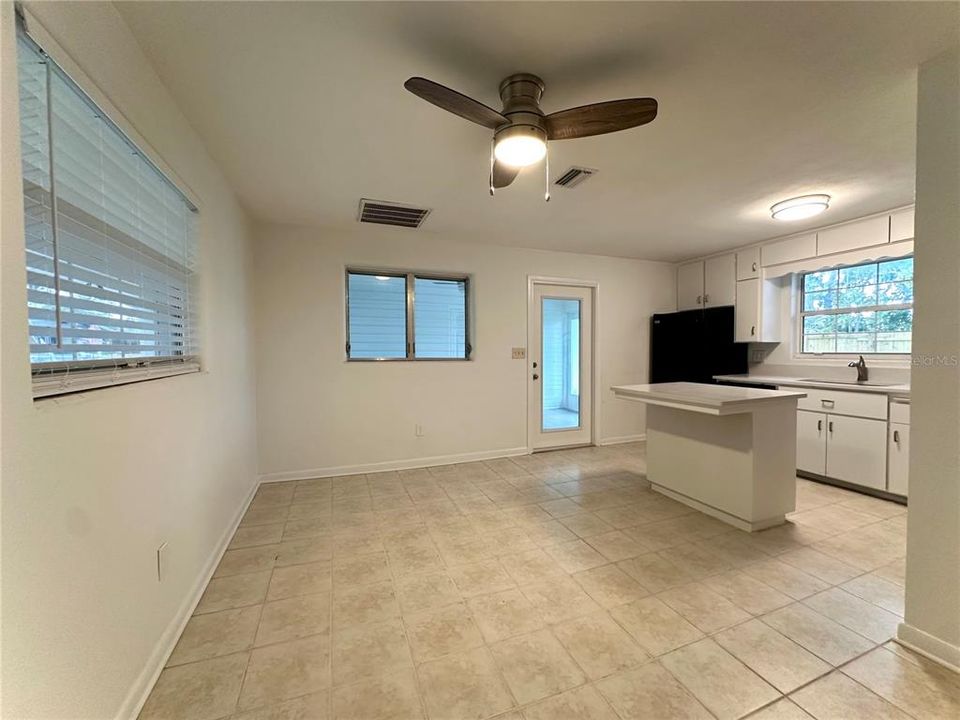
[[799, 257, 913, 355]]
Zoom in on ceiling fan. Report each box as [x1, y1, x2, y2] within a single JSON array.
[[404, 73, 658, 198]]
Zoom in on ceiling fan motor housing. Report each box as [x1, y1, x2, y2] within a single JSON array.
[[496, 73, 547, 144]]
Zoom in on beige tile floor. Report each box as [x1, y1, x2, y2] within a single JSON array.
[[139, 443, 960, 720]]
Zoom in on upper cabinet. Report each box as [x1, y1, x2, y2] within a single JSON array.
[[890, 208, 915, 242], [704, 254, 736, 307], [736, 248, 760, 281], [735, 277, 780, 343], [761, 233, 817, 267], [677, 261, 705, 311], [677, 254, 736, 311], [816, 216, 889, 256]]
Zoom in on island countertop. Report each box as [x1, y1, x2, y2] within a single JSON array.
[[611, 382, 807, 416]]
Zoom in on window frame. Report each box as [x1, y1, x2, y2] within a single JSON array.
[[797, 257, 913, 357], [17, 16, 201, 398], [344, 267, 471, 362]]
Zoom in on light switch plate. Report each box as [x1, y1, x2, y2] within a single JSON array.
[[511, 347, 526, 359]]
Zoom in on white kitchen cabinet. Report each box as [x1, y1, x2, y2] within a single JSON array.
[[704, 254, 736, 307], [761, 233, 817, 267], [797, 410, 827, 475], [677, 254, 736, 310], [825, 414, 888, 490], [736, 248, 760, 281], [887, 422, 910, 496], [889, 208, 915, 243], [735, 277, 780, 343], [677, 261, 704, 311], [817, 216, 889, 256]]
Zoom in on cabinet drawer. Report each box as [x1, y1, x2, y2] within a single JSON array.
[[889, 400, 910, 425], [788, 387, 888, 419]]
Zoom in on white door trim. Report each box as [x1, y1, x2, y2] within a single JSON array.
[[526, 276, 600, 451]]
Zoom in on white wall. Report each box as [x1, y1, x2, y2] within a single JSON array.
[[899, 47, 960, 669], [1, 3, 259, 718], [253, 222, 676, 479]]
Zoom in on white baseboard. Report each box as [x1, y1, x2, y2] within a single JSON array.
[[598, 433, 647, 446], [258, 446, 531, 483], [896, 622, 960, 673], [116, 479, 260, 720]]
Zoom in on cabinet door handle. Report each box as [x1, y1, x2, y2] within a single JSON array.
[[821, 399, 835, 408], [894, 429, 900, 443], [817, 419, 823, 432], [697, 295, 702, 305], [751, 325, 756, 336], [828, 421, 834, 433], [752, 262, 758, 272], [704, 294, 710, 304]]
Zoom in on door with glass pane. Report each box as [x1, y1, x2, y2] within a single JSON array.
[[529, 284, 593, 449]]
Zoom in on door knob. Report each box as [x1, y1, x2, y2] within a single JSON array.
[[532, 373, 539, 380]]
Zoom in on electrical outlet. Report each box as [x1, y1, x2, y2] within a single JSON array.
[[511, 347, 526, 359], [157, 542, 168, 582], [751, 348, 765, 363]]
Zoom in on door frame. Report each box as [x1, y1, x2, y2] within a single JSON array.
[[526, 276, 600, 452]]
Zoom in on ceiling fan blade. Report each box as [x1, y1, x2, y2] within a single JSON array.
[[405, 77, 508, 130], [545, 98, 658, 140], [492, 159, 520, 189]]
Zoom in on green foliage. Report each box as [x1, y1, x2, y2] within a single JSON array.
[[801, 258, 913, 354]]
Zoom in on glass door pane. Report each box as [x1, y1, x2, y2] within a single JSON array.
[[542, 297, 581, 431]]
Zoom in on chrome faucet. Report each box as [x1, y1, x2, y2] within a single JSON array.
[[849, 355, 869, 382]]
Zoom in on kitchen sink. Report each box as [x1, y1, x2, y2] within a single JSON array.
[[798, 378, 900, 387]]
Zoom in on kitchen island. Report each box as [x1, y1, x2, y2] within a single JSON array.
[[611, 382, 807, 531]]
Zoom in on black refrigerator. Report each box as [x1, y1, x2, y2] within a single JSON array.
[[649, 307, 747, 384]]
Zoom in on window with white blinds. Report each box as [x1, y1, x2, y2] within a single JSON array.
[[17, 27, 199, 397], [345, 269, 470, 361]]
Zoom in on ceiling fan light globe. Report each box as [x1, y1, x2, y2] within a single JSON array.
[[770, 194, 831, 221], [494, 134, 547, 168]]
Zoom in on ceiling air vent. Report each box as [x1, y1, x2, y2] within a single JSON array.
[[553, 166, 598, 189], [358, 199, 431, 228]]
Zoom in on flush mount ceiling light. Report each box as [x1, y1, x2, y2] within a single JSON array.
[[771, 194, 831, 221]]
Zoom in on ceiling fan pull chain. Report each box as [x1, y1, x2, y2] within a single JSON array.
[[544, 142, 551, 202], [489, 137, 496, 196]]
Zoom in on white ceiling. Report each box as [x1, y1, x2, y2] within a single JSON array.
[[117, 1, 959, 261]]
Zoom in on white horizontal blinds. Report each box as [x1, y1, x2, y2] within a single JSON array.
[[18, 31, 198, 370], [18, 36, 58, 351], [413, 277, 467, 358], [347, 273, 407, 358]]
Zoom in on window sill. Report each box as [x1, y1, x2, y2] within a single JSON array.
[[32, 360, 201, 399]]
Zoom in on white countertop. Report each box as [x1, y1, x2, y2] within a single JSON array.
[[611, 382, 807, 416], [713, 374, 910, 397]]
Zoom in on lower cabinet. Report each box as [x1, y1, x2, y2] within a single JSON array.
[[825, 415, 888, 491], [797, 410, 827, 474], [796, 410, 888, 491], [888, 422, 910, 495]]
